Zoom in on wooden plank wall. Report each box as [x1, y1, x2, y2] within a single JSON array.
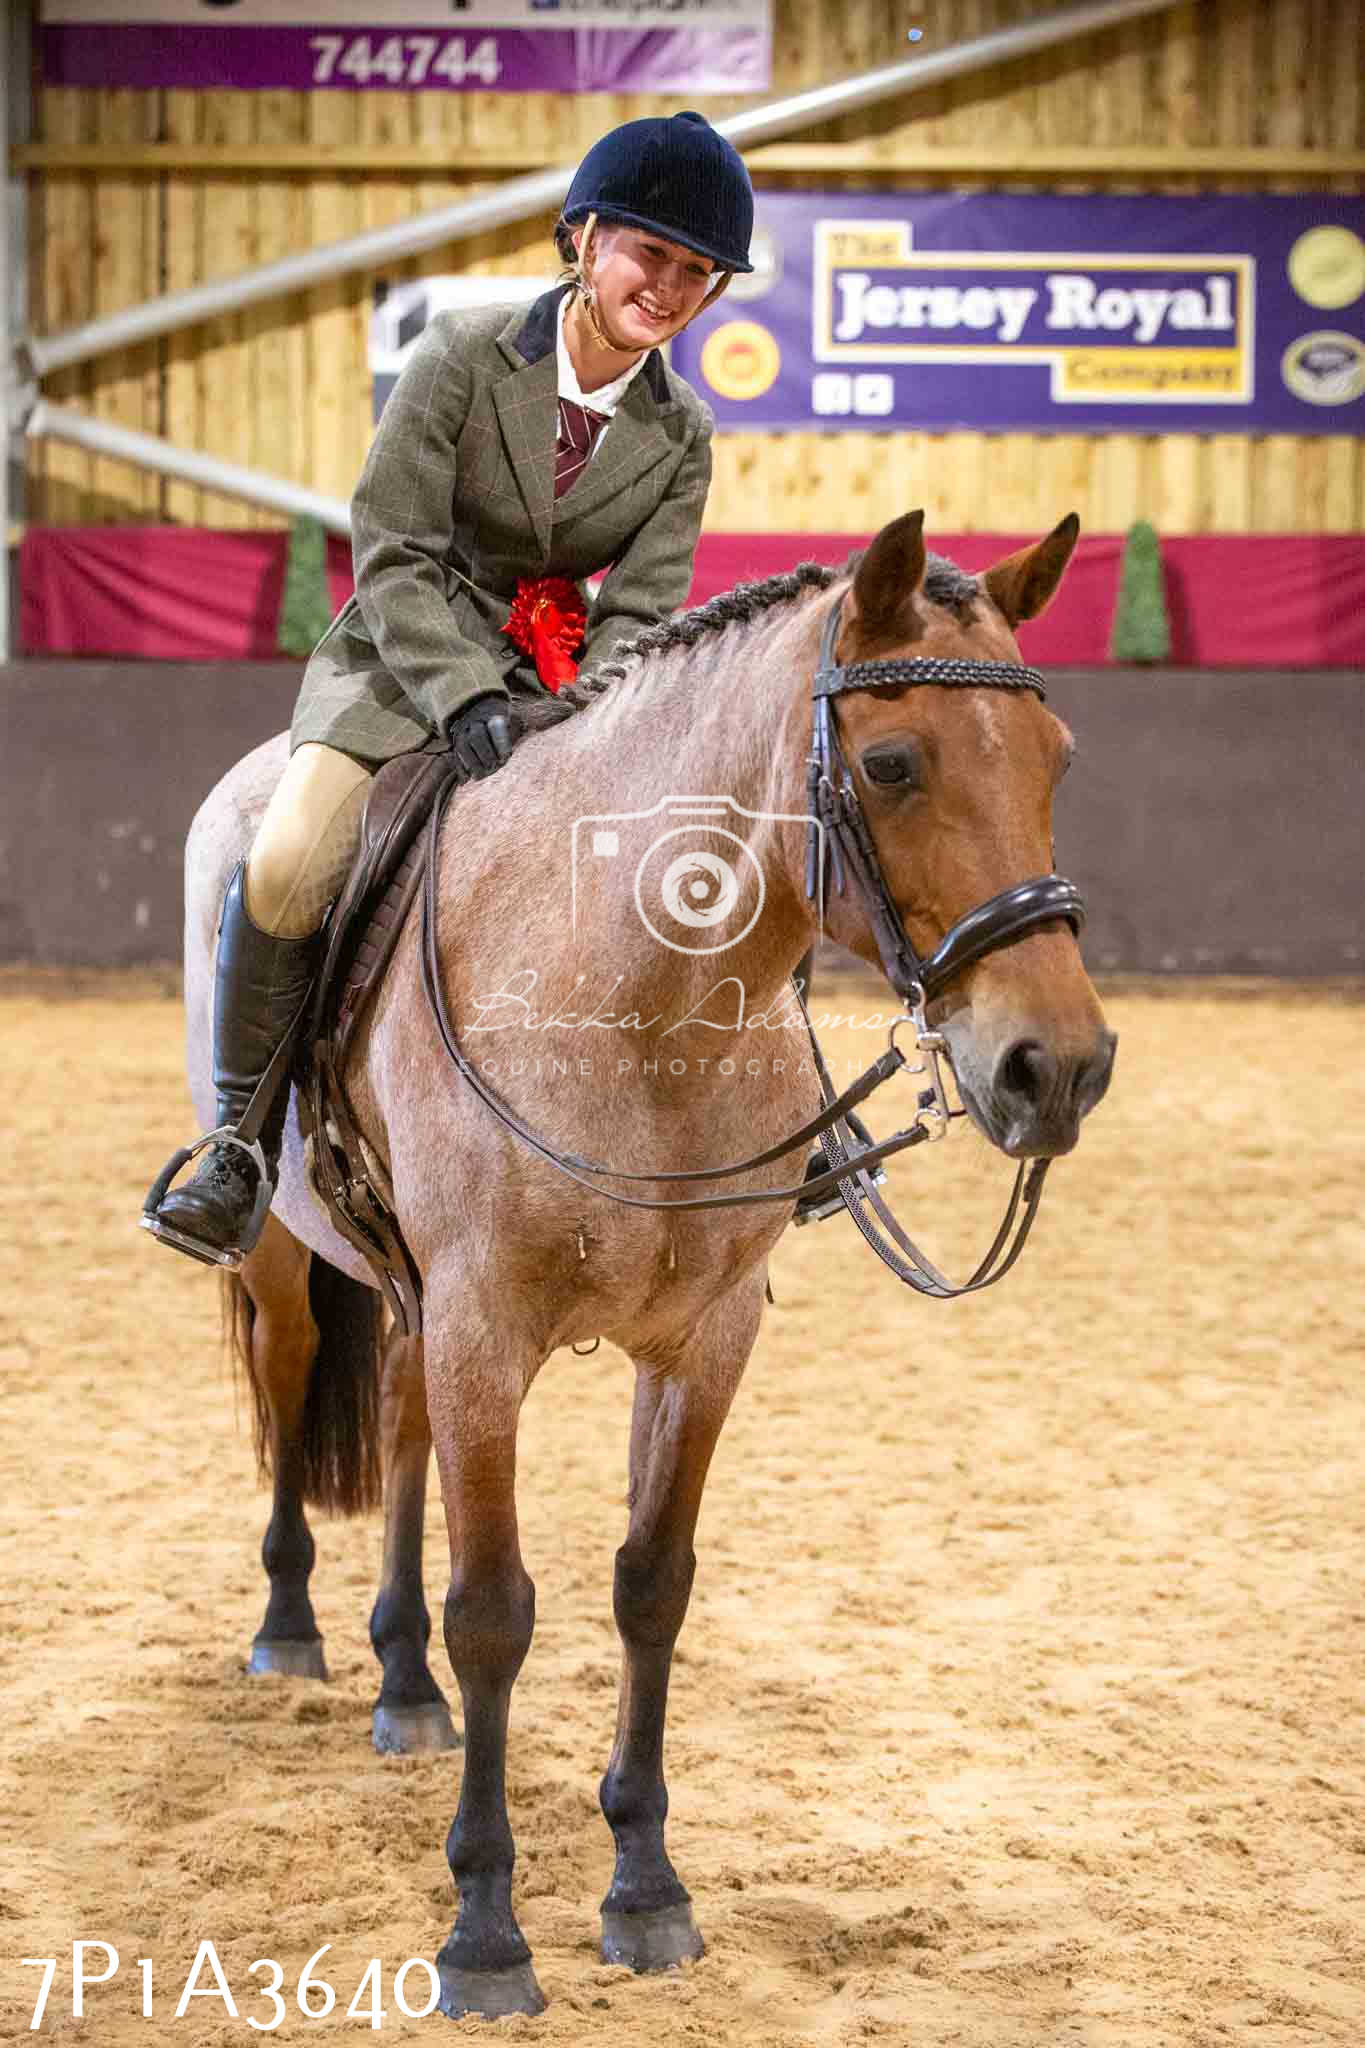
[[23, 0, 1365, 535]]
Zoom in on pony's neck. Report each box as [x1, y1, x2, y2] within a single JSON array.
[[554, 596, 826, 1015]]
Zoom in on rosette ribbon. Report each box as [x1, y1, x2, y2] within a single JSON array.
[[502, 576, 587, 693]]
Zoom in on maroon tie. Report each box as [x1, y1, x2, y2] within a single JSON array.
[[554, 398, 609, 500]]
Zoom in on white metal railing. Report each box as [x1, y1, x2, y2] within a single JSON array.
[[26, 402, 355, 534], [26, 0, 1183, 379]]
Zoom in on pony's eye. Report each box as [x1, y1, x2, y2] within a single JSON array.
[[862, 748, 921, 788]]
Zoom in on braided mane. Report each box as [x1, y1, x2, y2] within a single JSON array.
[[514, 549, 982, 735]]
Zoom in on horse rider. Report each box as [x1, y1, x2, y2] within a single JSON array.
[[144, 112, 863, 1267], [139, 111, 755, 1267]]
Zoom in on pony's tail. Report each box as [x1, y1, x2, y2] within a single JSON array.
[[221, 1259, 383, 1516]]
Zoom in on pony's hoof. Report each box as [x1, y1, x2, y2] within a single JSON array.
[[436, 1960, 547, 2020], [247, 1636, 328, 1681], [600, 1903, 705, 1973], [372, 1702, 460, 1755]]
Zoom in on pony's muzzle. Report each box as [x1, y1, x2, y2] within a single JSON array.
[[992, 1028, 1117, 1157]]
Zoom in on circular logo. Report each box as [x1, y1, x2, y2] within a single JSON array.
[[633, 827, 766, 955], [1287, 226, 1365, 310], [659, 851, 740, 929], [726, 223, 782, 304], [699, 321, 781, 402], [1282, 330, 1365, 406]]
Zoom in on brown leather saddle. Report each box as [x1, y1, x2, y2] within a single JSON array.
[[295, 744, 458, 1336]]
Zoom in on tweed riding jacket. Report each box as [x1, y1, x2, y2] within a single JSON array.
[[292, 284, 715, 766]]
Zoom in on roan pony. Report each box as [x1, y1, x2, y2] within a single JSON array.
[[182, 510, 1115, 2020]]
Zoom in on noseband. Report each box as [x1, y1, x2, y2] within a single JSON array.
[[418, 588, 1092, 1300]]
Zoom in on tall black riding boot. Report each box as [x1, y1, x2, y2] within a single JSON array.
[[141, 863, 322, 1267]]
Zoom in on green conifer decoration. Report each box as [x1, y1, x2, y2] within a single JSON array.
[[1109, 518, 1171, 663], [276, 514, 336, 657]]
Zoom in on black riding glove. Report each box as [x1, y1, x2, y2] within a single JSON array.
[[444, 692, 514, 783]]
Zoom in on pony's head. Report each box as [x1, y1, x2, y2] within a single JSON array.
[[816, 510, 1115, 1159]]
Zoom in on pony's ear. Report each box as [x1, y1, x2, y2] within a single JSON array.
[[849, 509, 927, 632], [980, 514, 1080, 627]]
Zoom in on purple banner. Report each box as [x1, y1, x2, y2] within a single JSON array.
[[39, 22, 769, 92], [671, 193, 1365, 436]]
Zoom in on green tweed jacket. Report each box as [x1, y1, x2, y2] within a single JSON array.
[[291, 285, 715, 765]]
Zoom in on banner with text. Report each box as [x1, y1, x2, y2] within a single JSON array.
[[671, 193, 1365, 435], [40, 0, 771, 92]]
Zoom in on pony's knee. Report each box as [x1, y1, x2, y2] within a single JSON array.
[[443, 1564, 535, 1681], [613, 1540, 696, 1651]]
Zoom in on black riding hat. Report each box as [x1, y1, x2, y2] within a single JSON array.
[[562, 111, 754, 274]]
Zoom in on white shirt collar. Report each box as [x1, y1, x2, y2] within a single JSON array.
[[556, 290, 649, 417]]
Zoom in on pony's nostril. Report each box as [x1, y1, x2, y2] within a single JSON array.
[[1072, 1030, 1118, 1114], [997, 1038, 1058, 1107]]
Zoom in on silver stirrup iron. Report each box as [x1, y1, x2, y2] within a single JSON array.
[[138, 1125, 274, 1270]]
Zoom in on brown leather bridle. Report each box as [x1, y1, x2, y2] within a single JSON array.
[[418, 596, 1090, 1299]]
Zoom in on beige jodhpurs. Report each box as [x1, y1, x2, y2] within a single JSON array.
[[243, 742, 374, 938]]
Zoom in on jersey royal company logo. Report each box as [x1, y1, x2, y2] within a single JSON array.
[[813, 219, 1254, 407]]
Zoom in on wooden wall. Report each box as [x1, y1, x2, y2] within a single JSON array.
[[20, 0, 1365, 537]]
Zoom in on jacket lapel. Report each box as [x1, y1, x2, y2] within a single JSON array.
[[491, 286, 683, 551], [491, 356, 557, 563], [491, 289, 564, 563]]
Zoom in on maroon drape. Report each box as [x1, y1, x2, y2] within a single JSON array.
[[18, 526, 1365, 667]]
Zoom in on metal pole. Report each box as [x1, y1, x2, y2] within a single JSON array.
[[27, 0, 1183, 380], [27, 402, 354, 534], [718, 0, 1180, 148]]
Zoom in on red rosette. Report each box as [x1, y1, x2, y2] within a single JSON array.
[[503, 575, 587, 693]]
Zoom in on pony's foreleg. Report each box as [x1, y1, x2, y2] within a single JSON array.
[[425, 1312, 543, 2020], [599, 1290, 759, 1972], [369, 1330, 459, 1755]]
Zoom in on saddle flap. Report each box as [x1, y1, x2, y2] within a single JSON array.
[[307, 743, 457, 1063], [362, 743, 447, 860], [293, 743, 460, 1339]]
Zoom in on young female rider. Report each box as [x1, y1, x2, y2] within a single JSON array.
[[143, 111, 754, 1265]]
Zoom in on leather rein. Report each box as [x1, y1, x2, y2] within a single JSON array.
[[418, 593, 1087, 1299]]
